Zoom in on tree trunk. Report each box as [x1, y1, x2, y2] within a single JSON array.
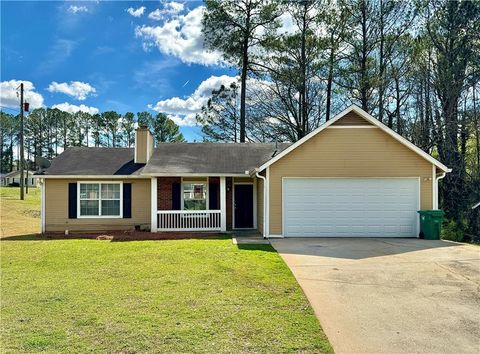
[[394, 76, 401, 133], [378, 0, 385, 123], [360, 0, 369, 112], [239, 7, 251, 143], [299, 3, 307, 139], [326, 44, 334, 122]]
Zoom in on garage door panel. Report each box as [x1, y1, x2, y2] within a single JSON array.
[[283, 178, 419, 237]]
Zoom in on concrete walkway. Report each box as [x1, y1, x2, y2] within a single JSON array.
[[271, 238, 480, 354]]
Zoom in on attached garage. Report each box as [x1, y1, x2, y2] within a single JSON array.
[[283, 178, 419, 237], [255, 106, 451, 238]]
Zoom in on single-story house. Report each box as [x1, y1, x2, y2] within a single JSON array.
[[36, 106, 451, 238], [1, 170, 37, 187]]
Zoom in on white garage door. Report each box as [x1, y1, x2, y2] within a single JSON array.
[[283, 178, 419, 237]]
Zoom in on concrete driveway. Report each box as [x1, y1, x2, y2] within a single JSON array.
[[270, 238, 480, 354]]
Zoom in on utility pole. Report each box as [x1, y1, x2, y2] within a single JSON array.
[[19, 83, 25, 200], [25, 138, 29, 194]]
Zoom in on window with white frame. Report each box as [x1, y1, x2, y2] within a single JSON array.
[[79, 182, 122, 217], [182, 182, 207, 210]]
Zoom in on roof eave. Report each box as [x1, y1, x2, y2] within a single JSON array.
[[140, 172, 251, 177], [35, 174, 148, 179]]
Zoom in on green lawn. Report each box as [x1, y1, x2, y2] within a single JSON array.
[[0, 187, 332, 353], [0, 187, 40, 237]]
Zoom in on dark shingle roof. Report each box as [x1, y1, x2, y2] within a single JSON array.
[[44, 147, 145, 175], [43, 143, 291, 176], [142, 143, 291, 175]]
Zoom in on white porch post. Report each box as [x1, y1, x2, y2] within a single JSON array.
[[220, 177, 226, 232], [151, 177, 158, 232]]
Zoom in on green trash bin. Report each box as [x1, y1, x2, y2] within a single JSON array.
[[417, 210, 445, 240]]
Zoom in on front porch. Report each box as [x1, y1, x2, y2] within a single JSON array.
[[150, 176, 257, 233]]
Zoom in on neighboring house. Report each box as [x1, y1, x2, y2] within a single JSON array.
[[1, 170, 37, 187], [36, 106, 451, 237]]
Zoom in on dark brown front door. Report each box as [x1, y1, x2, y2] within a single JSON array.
[[234, 184, 254, 228]]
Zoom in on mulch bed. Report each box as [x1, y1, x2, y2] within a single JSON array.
[[40, 230, 229, 241]]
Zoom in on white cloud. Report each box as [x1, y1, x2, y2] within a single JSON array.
[[127, 6, 146, 17], [52, 102, 99, 115], [68, 5, 88, 14], [167, 114, 197, 127], [47, 81, 96, 100], [151, 75, 237, 126], [0, 80, 44, 109], [166, 1, 184, 13], [148, 1, 184, 20], [135, 6, 222, 66]]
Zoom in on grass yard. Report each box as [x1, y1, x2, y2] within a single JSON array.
[[0, 187, 40, 237], [0, 187, 332, 353]]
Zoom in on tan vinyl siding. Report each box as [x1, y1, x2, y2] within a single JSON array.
[[268, 125, 434, 235], [331, 111, 373, 126], [257, 177, 264, 235], [45, 178, 151, 232]]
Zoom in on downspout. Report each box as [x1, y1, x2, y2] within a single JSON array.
[[435, 172, 446, 210], [255, 170, 268, 239]]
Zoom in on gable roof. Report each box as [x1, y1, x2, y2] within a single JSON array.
[[42, 147, 145, 176], [141, 143, 291, 175], [256, 105, 451, 173], [42, 143, 291, 177]]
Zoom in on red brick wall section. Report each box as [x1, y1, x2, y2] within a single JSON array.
[[157, 177, 232, 230], [157, 177, 181, 210], [226, 177, 233, 230]]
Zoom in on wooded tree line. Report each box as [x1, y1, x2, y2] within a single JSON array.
[[0, 109, 184, 171], [199, 0, 479, 235]]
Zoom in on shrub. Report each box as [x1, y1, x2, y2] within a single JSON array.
[[441, 219, 465, 242]]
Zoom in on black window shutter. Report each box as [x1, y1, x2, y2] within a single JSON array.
[[172, 182, 181, 210], [68, 183, 77, 219], [209, 182, 219, 210], [123, 183, 132, 218]]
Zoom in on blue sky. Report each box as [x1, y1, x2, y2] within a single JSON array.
[[1, 1, 237, 141]]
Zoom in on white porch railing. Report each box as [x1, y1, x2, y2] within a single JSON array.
[[157, 210, 222, 231]]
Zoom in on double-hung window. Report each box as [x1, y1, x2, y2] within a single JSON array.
[[78, 182, 122, 217], [182, 182, 208, 210]]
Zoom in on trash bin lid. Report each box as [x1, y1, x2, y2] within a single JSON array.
[[417, 210, 445, 216]]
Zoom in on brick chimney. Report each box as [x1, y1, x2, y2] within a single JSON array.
[[134, 126, 154, 164]]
